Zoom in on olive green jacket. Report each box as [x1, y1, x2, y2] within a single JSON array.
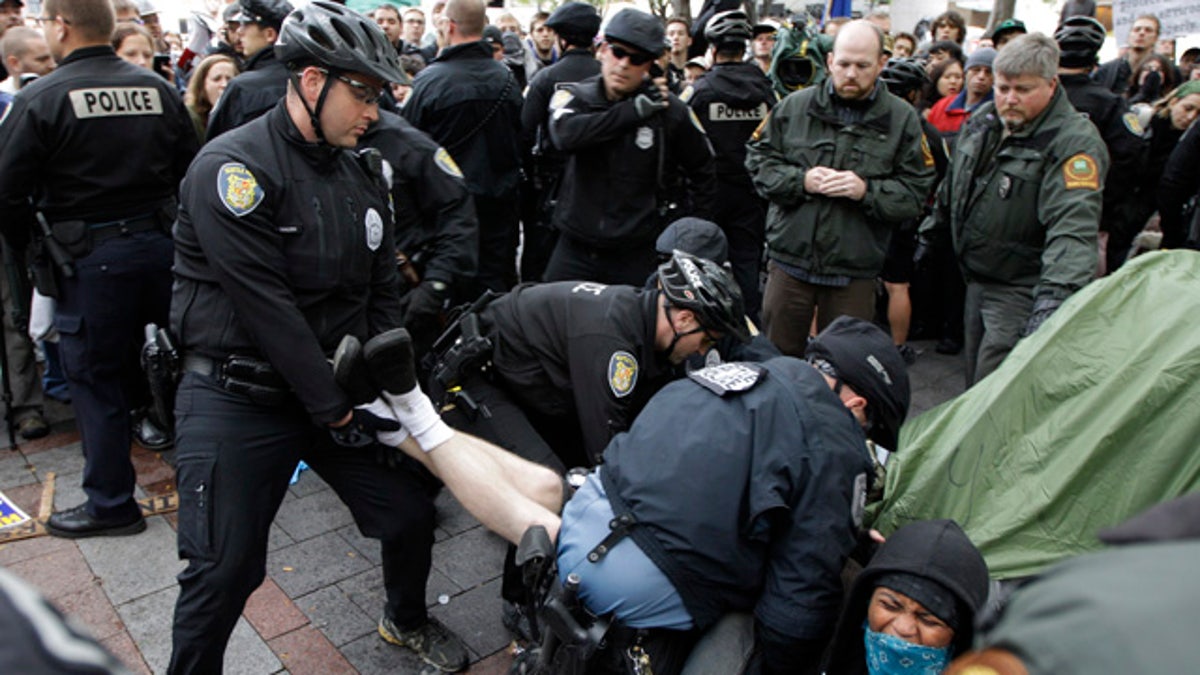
[[745, 82, 934, 279], [921, 86, 1108, 301]]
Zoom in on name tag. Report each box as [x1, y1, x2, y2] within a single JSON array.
[[708, 102, 767, 122], [69, 87, 163, 118]]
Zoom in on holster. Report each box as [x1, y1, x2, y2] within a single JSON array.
[[141, 324, 181, 436], [425, 291, 501, 404]]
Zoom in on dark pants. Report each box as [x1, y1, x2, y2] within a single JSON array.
[[544, 235, 658, 287], [168, 372, 439, 674], [55, 231, 171, 520], [760, 262, 875, 358], [714, 184, 766, 324], [474, 195, 520, 295], [963, 281, 1033, 385], [519, 175, 560, 283]]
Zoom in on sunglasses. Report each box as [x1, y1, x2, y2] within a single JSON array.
[[319, 68, 383, 106], [608, 43, 655, 66]]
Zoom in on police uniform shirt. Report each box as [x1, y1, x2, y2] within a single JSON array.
[[0, 45, 197, 242], [1060, 72, 1147, 223], [172, 102, 403, 425], [481, 281, 670, 464], [204, 47, 289, 142], [520, 47, 601, 160], [360, 110, 479, 287]]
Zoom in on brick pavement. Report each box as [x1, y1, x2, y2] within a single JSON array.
[[0, 340, 965, 674]]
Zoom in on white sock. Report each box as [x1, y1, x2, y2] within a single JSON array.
[[383, 386, 453, 452]]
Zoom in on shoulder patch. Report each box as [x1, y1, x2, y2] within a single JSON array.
[[549, 89, 574, 111], [920, 133, 935, 168], [608, 351, 639, 398], [1122, 111, 1143, 136], [1062, 152, 1100, 191], [750, 113, 770, 141], [434, 147, 463, 178], [687, 107, 706, 134], [680, 85, 694, 103], [687, 362, 766, 396], [217, 162, 264, 217]]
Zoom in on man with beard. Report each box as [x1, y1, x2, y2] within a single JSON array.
[[920, 33, 1107, 384]]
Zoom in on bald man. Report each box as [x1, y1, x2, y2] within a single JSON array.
[[746, 20, 934, 357]]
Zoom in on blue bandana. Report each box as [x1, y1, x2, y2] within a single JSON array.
[[863, 624, 951, 675]]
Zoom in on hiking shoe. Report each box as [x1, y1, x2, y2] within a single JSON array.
[[896, 343, 918, 365], [18, 414, 50, 440], [378, 615, 468, 672]]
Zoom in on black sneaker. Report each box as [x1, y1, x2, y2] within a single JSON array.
[[133, 415, 173, 451], [378, 615, 468, 672], [935, 338, 963, 355], [896, 343, 918, 365]]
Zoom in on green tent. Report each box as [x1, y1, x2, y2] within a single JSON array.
[[869, 251, 1200, 579]]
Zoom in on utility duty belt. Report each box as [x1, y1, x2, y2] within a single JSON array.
[[183, 353, 291, 406]]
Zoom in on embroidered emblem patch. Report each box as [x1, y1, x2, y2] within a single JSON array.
[[1122, 112, 1143, 135], [920, 133, 934, 168], [679, 85, 694, 103], [608, 351, 638, 398], [687, 108, 706, 133], [1062, 153, 1099, 190], [217, 162, 264, 217], [549, 89, 574, 110], [364, 208, 383, 251], [635, 126, 654, 150], [687, 362, 766, 396], [434, 148, 464, 178], [750, 113, 770, 141]]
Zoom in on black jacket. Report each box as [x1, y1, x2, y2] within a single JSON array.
[[480, 282, 672, 464], [171, 102, 403, 425], [600, 357, 873, 667], [685, 61, 776, 187], [205, 47, 289, 142], [402, 41, 523, 199], [1158, 124, 1200, 249], [0, 46, 196, 246], [520, 48, 601, 166], [823, 519, 990, 675], [361, 110, 478, 287], [548, 74, 717, 249]]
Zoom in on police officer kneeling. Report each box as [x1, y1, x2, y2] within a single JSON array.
[[545, 316, 911, 675], [168, 3, 467, 672]]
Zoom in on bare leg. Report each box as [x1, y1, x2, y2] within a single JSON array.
[[884, 281, 911, 345], [396, 435, 562, 545]]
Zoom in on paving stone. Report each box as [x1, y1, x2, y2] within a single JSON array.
[[431, 526, 507, 591], [24, 440, 86, 483], [118, 585, 282, 675], [0, 481, 46, 516], [245, 577, 310, 641], [267, 530, 375, 598], [52, 579, 126, 641], [273, 487, 357, 542], [8, 544, 95, 599], [77, 515, 183, 605], [431, 577, 509, 660], [0, 451, 39, 489], [294, 584, 376, 647], [337, 523, 381, 565], [470, 649, 516, 674], [130, 448, 176, 488], [99, 628, 152, 675], [0, 531, 74, 566], [268, 522, 296, 552], [269, 624, 357, 675], [288, 468, 330, 498], [12, 429, 82, 456], [339, 630, 437, 675]]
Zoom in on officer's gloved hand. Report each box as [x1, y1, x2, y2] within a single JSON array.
[[912, 234, 935, 273], [357, 398, 412, 468], [328, 403, 403, 449], [633, 89, 668, 119], [402, 280, 447, 324], [1021, 297, 1063, 337]]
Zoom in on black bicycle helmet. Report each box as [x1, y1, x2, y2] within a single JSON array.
[[658, 250, 750, 343], [275, 0, 404, 84], [880, 57, 930, 97], [1054, 16, 1106, 69], [805, 316, 911, 450], [705, 9, 753, 48]]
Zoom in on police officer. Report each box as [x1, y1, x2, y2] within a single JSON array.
[[1055, 16, 1147, 273], [167, 3, 468, 672], [544, 8, 718, 286], [204, 0, 293, 141], [920, 33, 1108, 385], [683, 9, 775, 322], [0, 0, 197, 537], [360, 110, 479, 359], [518, 1, 601, 282], [402, 0, 523, 296], [552, 317, 910, 675]]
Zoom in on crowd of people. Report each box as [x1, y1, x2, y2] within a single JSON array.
[[0, 0, 1197, 673]]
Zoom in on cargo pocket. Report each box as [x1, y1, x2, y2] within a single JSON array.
[[53, 313, 87, 383], [175, 451, 217, 561]]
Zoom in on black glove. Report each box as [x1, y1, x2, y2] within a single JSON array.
[[402, 280, 447, 325], [1021, 297, 1063, 337], [912, 234, 935, 273], [328, 406, 402, 448], [755, 621, 827, 675], [633, 87, 668, 119]]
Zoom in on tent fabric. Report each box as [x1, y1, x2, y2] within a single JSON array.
[[869, 251, 1200, 579]]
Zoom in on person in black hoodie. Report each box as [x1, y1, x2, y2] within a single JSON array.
[[684, 9, 776, 321], [824, 519, 989, 675]]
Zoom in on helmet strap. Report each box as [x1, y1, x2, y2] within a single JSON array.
[[663, 305, 704, 358], [289, 67, 337, 145]]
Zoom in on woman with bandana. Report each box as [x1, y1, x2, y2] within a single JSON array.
[[824, 520, 990, 675]]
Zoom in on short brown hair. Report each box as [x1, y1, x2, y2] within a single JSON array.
[[44, 0, 115, 41], [111, 21, 152, 52], [932, 10, 966, 45]]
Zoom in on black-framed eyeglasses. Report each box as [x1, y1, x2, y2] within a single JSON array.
[[608, 42, 655, 66], [318, 68, 383, 106], [37, 15, 70, 25]]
